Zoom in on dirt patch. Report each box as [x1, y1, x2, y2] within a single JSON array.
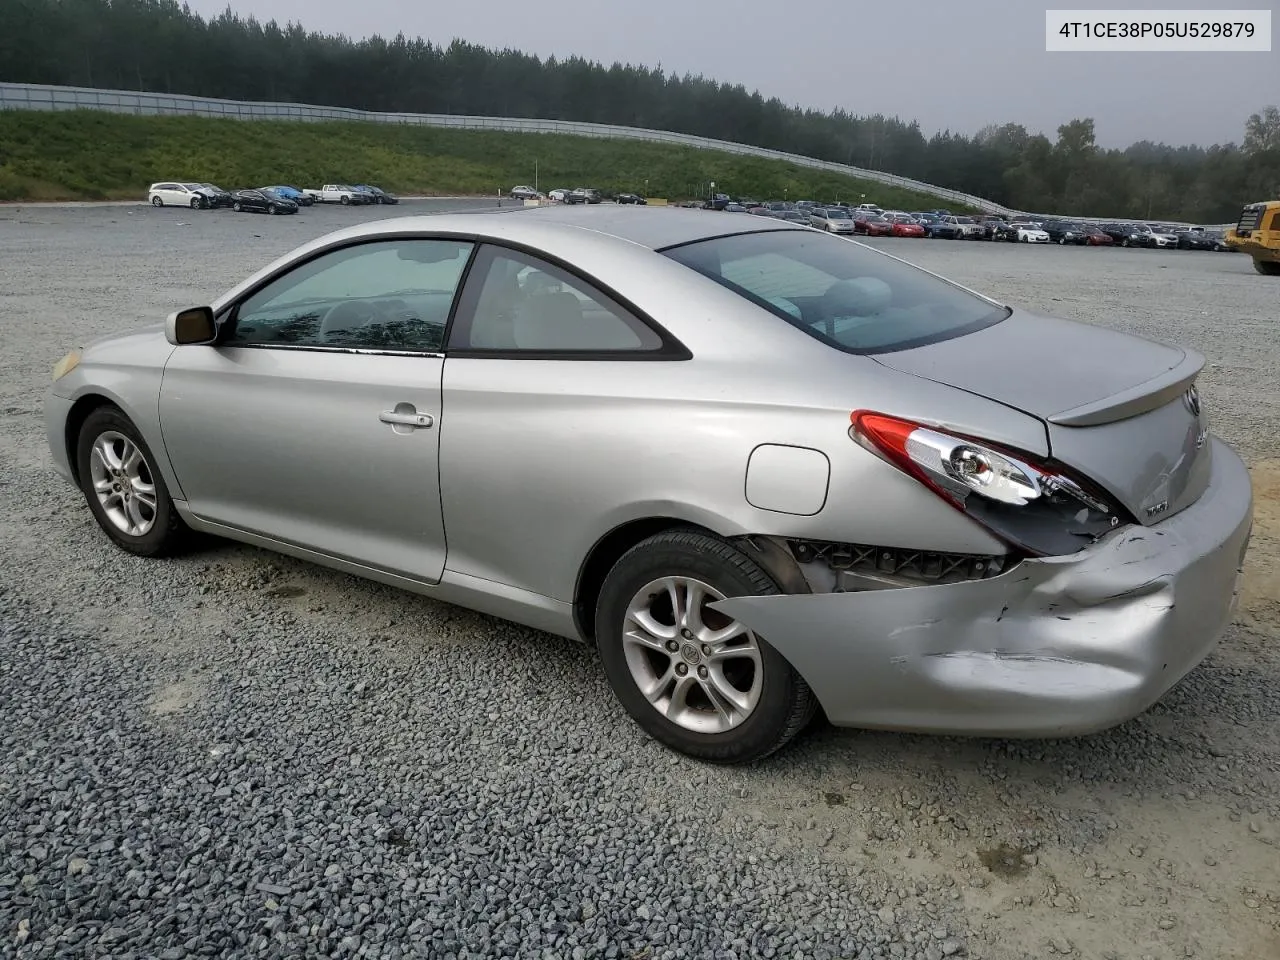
[[977, 842, 1035, 880], [262, 584, 307, 599], [148, 677, 201, 716]]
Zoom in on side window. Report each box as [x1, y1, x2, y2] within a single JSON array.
[[451, 247, 664, 353], [226, 239, 474, 353]]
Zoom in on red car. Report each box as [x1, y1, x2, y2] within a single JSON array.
[[854, 213, 894, 237], [1081, 226, 1115, 246], [887, 215, 926, 238]]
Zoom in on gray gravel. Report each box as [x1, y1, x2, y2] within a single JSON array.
[[1, 203, 1278, 960]]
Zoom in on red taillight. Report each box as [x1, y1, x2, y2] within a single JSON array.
[[849, 411, 953, 498], [849, 409, 1125, 556]]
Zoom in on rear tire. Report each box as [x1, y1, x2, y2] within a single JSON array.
[[75, 407, 191, 558], [595, 529, 817, 764], [1255, 259, 1280, 276]]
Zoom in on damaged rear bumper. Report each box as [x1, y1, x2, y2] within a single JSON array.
[[711, 438, 1254, 736]]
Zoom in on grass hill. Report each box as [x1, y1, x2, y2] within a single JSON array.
[[0, 110, 971, 211]]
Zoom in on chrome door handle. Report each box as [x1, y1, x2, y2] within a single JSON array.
[[379, 410, 434, 428]]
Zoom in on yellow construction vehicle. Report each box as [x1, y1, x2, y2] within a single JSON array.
[[1225, 200, 1280, 275]]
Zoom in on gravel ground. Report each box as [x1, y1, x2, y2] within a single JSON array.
[[0, 203, 1277, 960]]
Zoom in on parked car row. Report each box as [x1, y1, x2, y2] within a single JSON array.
[[513, 186, 618, 205], [147, 181, 398, 213], [303, 184, 399, 205], [510, 186, 655, 205], [696, 197, 1235, 253]]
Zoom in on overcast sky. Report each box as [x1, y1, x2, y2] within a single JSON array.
[[183, 0, 1276, 148]]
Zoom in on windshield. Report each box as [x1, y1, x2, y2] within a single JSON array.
[[664, 229, 1008, 354], [828, 209, 851, 218], [955, 217, 975, 223]]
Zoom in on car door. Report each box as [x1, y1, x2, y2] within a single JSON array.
[[437, 243, 683, 600], [159, 237, 476, 583]]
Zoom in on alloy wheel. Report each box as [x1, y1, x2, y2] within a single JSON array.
[[88, 431, 158, 537], [622, 576, 763, 734]]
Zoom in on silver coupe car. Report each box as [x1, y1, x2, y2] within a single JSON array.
[[45, 206, 1253, 763]]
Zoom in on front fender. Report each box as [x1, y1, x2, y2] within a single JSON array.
[[48, 355, 185, 502]]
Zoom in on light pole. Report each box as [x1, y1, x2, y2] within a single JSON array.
[[534, 158, 538, 194]]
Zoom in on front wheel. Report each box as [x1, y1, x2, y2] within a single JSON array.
[[595, 529, 817, 764], [76, 406, 190, 557], [340, 195, 350, 205], [268, 204, 277, 215], [232, 201, 242, 212], [151, 196, 163, 207]]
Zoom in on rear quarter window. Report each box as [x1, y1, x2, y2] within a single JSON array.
[[663, 229, 1008, 354]]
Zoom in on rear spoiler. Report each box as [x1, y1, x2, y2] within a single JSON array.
[[1048, 348, 1204, 427]]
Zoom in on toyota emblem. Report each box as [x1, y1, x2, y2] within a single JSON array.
[[1184, 385, 1201, 418]]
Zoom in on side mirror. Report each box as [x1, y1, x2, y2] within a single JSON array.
[[165, 306, 217, 346]]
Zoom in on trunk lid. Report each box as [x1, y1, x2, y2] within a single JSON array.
[[871, 309, 1211, 524]]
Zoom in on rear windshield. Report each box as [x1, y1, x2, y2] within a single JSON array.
[[664, 229, 1009, 354]]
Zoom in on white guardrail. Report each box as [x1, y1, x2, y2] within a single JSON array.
[[0, 81, 1223, 227]]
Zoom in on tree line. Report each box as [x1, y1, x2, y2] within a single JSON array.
[[2, 0, 1277, 222]]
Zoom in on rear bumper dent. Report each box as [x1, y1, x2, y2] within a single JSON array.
[[711, 438, 1253, 736]]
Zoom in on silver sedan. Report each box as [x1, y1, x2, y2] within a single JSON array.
[[45, 206, 1253, 763]]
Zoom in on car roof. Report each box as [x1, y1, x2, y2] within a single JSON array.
[[207, 206, 811, 313], [335, 205, 808, 251]]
